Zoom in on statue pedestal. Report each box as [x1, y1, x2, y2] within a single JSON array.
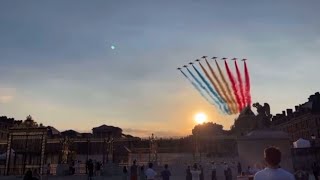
[[237, 129, 293, 172], [56, 164, 69, 176]]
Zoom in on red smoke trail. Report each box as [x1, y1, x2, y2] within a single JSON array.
[[244, 60, 252, 106], [224, 60, 242, 112], [234, 60, 246, 109]]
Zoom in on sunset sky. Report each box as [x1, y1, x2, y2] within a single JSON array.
[[0, 0, 320, 137]]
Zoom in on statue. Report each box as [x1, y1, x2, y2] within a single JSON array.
[[252, 102, 272, 129]]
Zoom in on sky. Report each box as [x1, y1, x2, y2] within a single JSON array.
[[0, 0, 320, 137]]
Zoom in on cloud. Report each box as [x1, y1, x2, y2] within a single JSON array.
[[0, 96, 13, 103], [0, 88, 16, 103]]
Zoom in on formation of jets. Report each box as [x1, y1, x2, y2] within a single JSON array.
[[177, 57, 248, 70]]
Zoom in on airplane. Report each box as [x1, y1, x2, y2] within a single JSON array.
[[183, 65, 188, 68], [221, 57, 227, 60], [195, 59, 200, 62], [211, 57, 218, 60], [177, 67, 181, 70], [231, 58, 237, 61], [201, 56, 207, 59], [189, 62, 194, 65], [241, 59, 247, 61]]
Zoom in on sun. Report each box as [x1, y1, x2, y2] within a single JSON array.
[[194, 112, 207, 124]]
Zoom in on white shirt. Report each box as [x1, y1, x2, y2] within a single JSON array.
[[190, 170, 201, 180], [254, 168, 295, 180], [145, 168, 157, 180]]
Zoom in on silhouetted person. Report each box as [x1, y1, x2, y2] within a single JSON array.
[[254, 147, 294, 180], [95, 161, 101, 176], [161, 164, 171, 180], [224, 163, 229, 180], [186, 166, 192, 180], [130, 160, 138, 180], [237, 162, 242, 175], [87, 159, 94, 180], [211, 162, 217, 180], [190, 163, 201, 180], [199, 165, 204, 180], [226, 166, 232, 180], [32, 169, 40, 180], [140, 165, 146, 180], [294, 167, 309, 180], [123, 166, 128, 180], [145, 163, 157, 180], [313, 162, 319, 180], [23, 170, 33, 180]]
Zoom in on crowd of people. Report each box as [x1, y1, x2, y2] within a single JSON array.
[[122, 160, 166, 180], [22, 147, 318, 180]]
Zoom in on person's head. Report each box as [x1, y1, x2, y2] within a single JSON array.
[[133, 160, 136, 165], [193, 163, 198, 170], [149, 162, 153, 168], [264, 147, 281, 168], [25, 169, 32, 177]]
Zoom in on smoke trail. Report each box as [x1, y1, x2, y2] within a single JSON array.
[[185, 67, 219, 107], [199, 62, 231, 114], [234, 60, 246, 109], [224, 60, 242, 112], [191, 64, 228, 114], [244, 60, 252, 106], [205, 59, 236, 114], [215, 60, 239, 113], [179, 69, 215, 105]]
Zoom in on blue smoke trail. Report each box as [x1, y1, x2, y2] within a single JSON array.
[[186, 67, 224, 113], [191, 65, 229, 114], [179, 69, 215, 105]]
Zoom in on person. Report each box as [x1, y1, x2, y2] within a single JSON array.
[[87, 159, 94, 180], [161, 164, 171, 180], [96, 161, 101, 176], [46, 163, 51, 175], [23, 170, 33, 180], [247, 166, 253, 175], [32, 169, 40, 180], [294, 168, 309, 180], [190, 163, 201, 180], [131, 160, 138, 180], [224, 163, 229, 180], [254, 146, 295, 180], [186, 166, 192, 180], [237, 162, 242, 175], [199, 165, 204, 180], [140, 165, 146, 180], [123, 166, 128, 180], [312, 162, 319, 180], [145, 163, 157, 180], [211, 162, 217, 180], [226, 166, 232, 180]]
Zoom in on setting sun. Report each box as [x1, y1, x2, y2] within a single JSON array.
[[194, 112, 207, 124]]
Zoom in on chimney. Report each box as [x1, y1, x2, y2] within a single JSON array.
[[282, 111, 286, 116], [295, 106, 299, 112], [286, 109, 293, 115]]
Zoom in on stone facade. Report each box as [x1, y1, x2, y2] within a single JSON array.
[[272, 92, 320, 145]]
